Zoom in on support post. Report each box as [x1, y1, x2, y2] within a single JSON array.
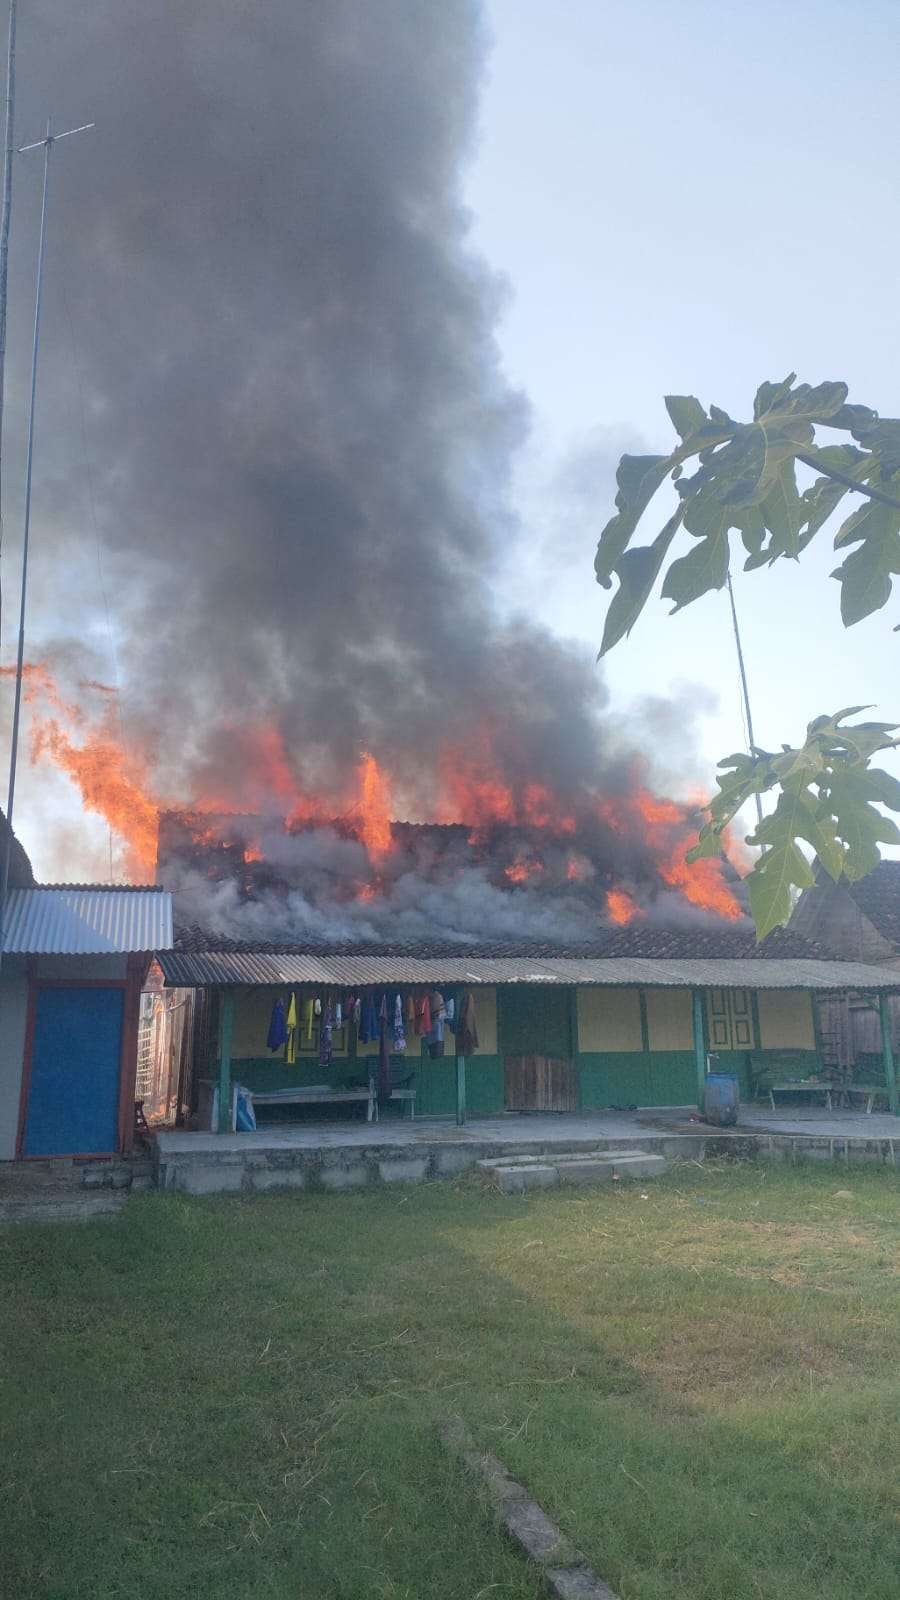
[[879, 994, 897, 1115], [456, 1053, 466, 1127], [692, 989, 707, 1112], [217, 989, 234, 1133]]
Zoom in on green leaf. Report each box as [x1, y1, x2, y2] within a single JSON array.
[[594, 454, 674, 588], [734, 505, 766, 561], [831, 501, 900, 624], [598, 507, 684, 656], [665, 395, 707, 441], [760, 460, 803, 558], [746, 840, 816, 941], [685, 828, 725, 863], [753, 374, 796, 420], [765, 379, 848, 424], [661, 505, 729, 610]]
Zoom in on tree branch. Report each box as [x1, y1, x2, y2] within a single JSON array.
[[795, 450, 900, 512]]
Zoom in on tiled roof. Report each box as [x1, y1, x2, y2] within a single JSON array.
[[847, 861, 900, 948], [171, 923, 823, 962], [156, 921, 900, 991]]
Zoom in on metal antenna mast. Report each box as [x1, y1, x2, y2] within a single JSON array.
[[0, 0, 17, 576], [726, 572, 764, 830], [0, 113, 93, 966]]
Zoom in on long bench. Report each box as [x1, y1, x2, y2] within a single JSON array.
[[251, 1084, 376, 1122]]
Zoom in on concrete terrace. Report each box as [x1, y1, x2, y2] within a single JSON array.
[[154, 1106, 899, 1194]]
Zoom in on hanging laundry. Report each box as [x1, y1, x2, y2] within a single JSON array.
[[335, 1000, 342, 1029], [319, 1002, 334, 1067], [379, 992, 388, 1022], [304, 995, 314, 1041], [359, 993, 378, 1044], [445, 997, 456, 1028], [314, 996, 322, 1017], [266, 997, 287, 1053], [427, 990, 447, 1045], [457, 991, 479, 1055], [352, 995, 362, 1026], [415, 993, 432, 1036], [393, 993, 406, 1053], [285, 993, 298, 1065], [377, 1009, 391, 1105], [405, 993, 416, 1027]]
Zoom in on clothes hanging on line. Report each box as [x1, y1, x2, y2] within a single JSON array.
[[285, 993, 298, 1064], [267, 997, 287, 1052], [304, 996, 314, 1040], [393, 993, 406, 1053], [359, 993, 378, 1044], [319, 1002, 334, 1067]]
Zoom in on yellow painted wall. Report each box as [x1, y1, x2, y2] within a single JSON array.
[[645, 988, 693, 1051], [757, 990, 816, 1049], [231, 987, 352, 1059], [576, 987, 642, 1051]]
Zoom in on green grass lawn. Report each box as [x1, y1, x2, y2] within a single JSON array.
[[1, 1161, 898, 1600]]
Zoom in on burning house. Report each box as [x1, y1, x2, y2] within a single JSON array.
[[150, 795, 899, 1129]]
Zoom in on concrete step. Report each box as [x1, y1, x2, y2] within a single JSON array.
[[477, 1148, 668, 1192], [477, 1161, 561, 1194], [0, 1193, 127, 1225]]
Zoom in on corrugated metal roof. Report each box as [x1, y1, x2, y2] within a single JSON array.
[[156, 948, 900, 992], [3, 886, 173, 955]]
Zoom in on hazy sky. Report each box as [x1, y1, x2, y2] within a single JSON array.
[[3, 0, 899, 879], [466, 0, 900, 774]]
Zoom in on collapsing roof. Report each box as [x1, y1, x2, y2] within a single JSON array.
[[2, 886, 174, 955], [158, 924, 900, 992]]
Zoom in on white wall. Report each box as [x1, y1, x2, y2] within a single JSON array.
[[0, 964, 28, 1160]]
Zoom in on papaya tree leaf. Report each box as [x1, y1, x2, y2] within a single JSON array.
[[598, 506, 685, 655], [665, 395, 707, 442], [594, 454, 674, 588]]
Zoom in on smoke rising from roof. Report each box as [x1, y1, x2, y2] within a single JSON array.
[[5, 1, 628, 818]]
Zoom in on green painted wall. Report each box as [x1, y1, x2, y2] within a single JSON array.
[[579, 1051, 697, 1108], [233, 1044, 830, 1117]]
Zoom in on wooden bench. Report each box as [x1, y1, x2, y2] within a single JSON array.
[[769, 1081, 833, 1110], [251, 1084, 376, 1122]]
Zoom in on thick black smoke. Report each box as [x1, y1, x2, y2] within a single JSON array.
[[5, 0, 622, 821]]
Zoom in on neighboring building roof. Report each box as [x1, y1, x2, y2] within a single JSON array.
[[2, 886, 174, 955], [844, 861, 900, 948], [157, 924, 900, 991], [0, 809, 35, 889]]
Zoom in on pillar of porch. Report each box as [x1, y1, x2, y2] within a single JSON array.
[[692, 989, 707, 1111], [217, 988, 234, 1133], [455, 1053, 467, 1126], [878, 994, 898, 1115]]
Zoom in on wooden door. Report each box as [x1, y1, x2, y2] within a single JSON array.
[[706, 988, 754, 1050], [504, 1055, 578, 1111]]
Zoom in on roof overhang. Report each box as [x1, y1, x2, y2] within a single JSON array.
[[156, 950, 900, 993]]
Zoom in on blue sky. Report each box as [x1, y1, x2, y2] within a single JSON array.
[[465, 0, 900, 792]]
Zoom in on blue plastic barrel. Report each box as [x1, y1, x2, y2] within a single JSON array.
[[704, 1072, 740, 1127]]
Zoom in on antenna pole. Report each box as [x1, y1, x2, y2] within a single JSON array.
[[726, 572, 764, 830], [0, 0, 17, 556], [0, 113, 93, 970]]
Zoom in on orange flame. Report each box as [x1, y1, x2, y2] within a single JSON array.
[[632, 786, 741, 921], [505, 853, 543, 885], [357, 751, 392, 858], [30, 716, 159, 875], [606, 888, 640, 925]]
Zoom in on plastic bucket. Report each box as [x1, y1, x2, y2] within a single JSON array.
[[704, 1072, 740, 1127]]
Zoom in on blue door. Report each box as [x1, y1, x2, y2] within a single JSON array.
[[22, 987, 124, 1156]]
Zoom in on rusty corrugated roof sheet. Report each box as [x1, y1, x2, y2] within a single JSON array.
[[156, 947, 900, 992], [3, 886, 173, 954]]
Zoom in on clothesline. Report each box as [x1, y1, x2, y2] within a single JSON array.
[[265, 986, 480, 1071]]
